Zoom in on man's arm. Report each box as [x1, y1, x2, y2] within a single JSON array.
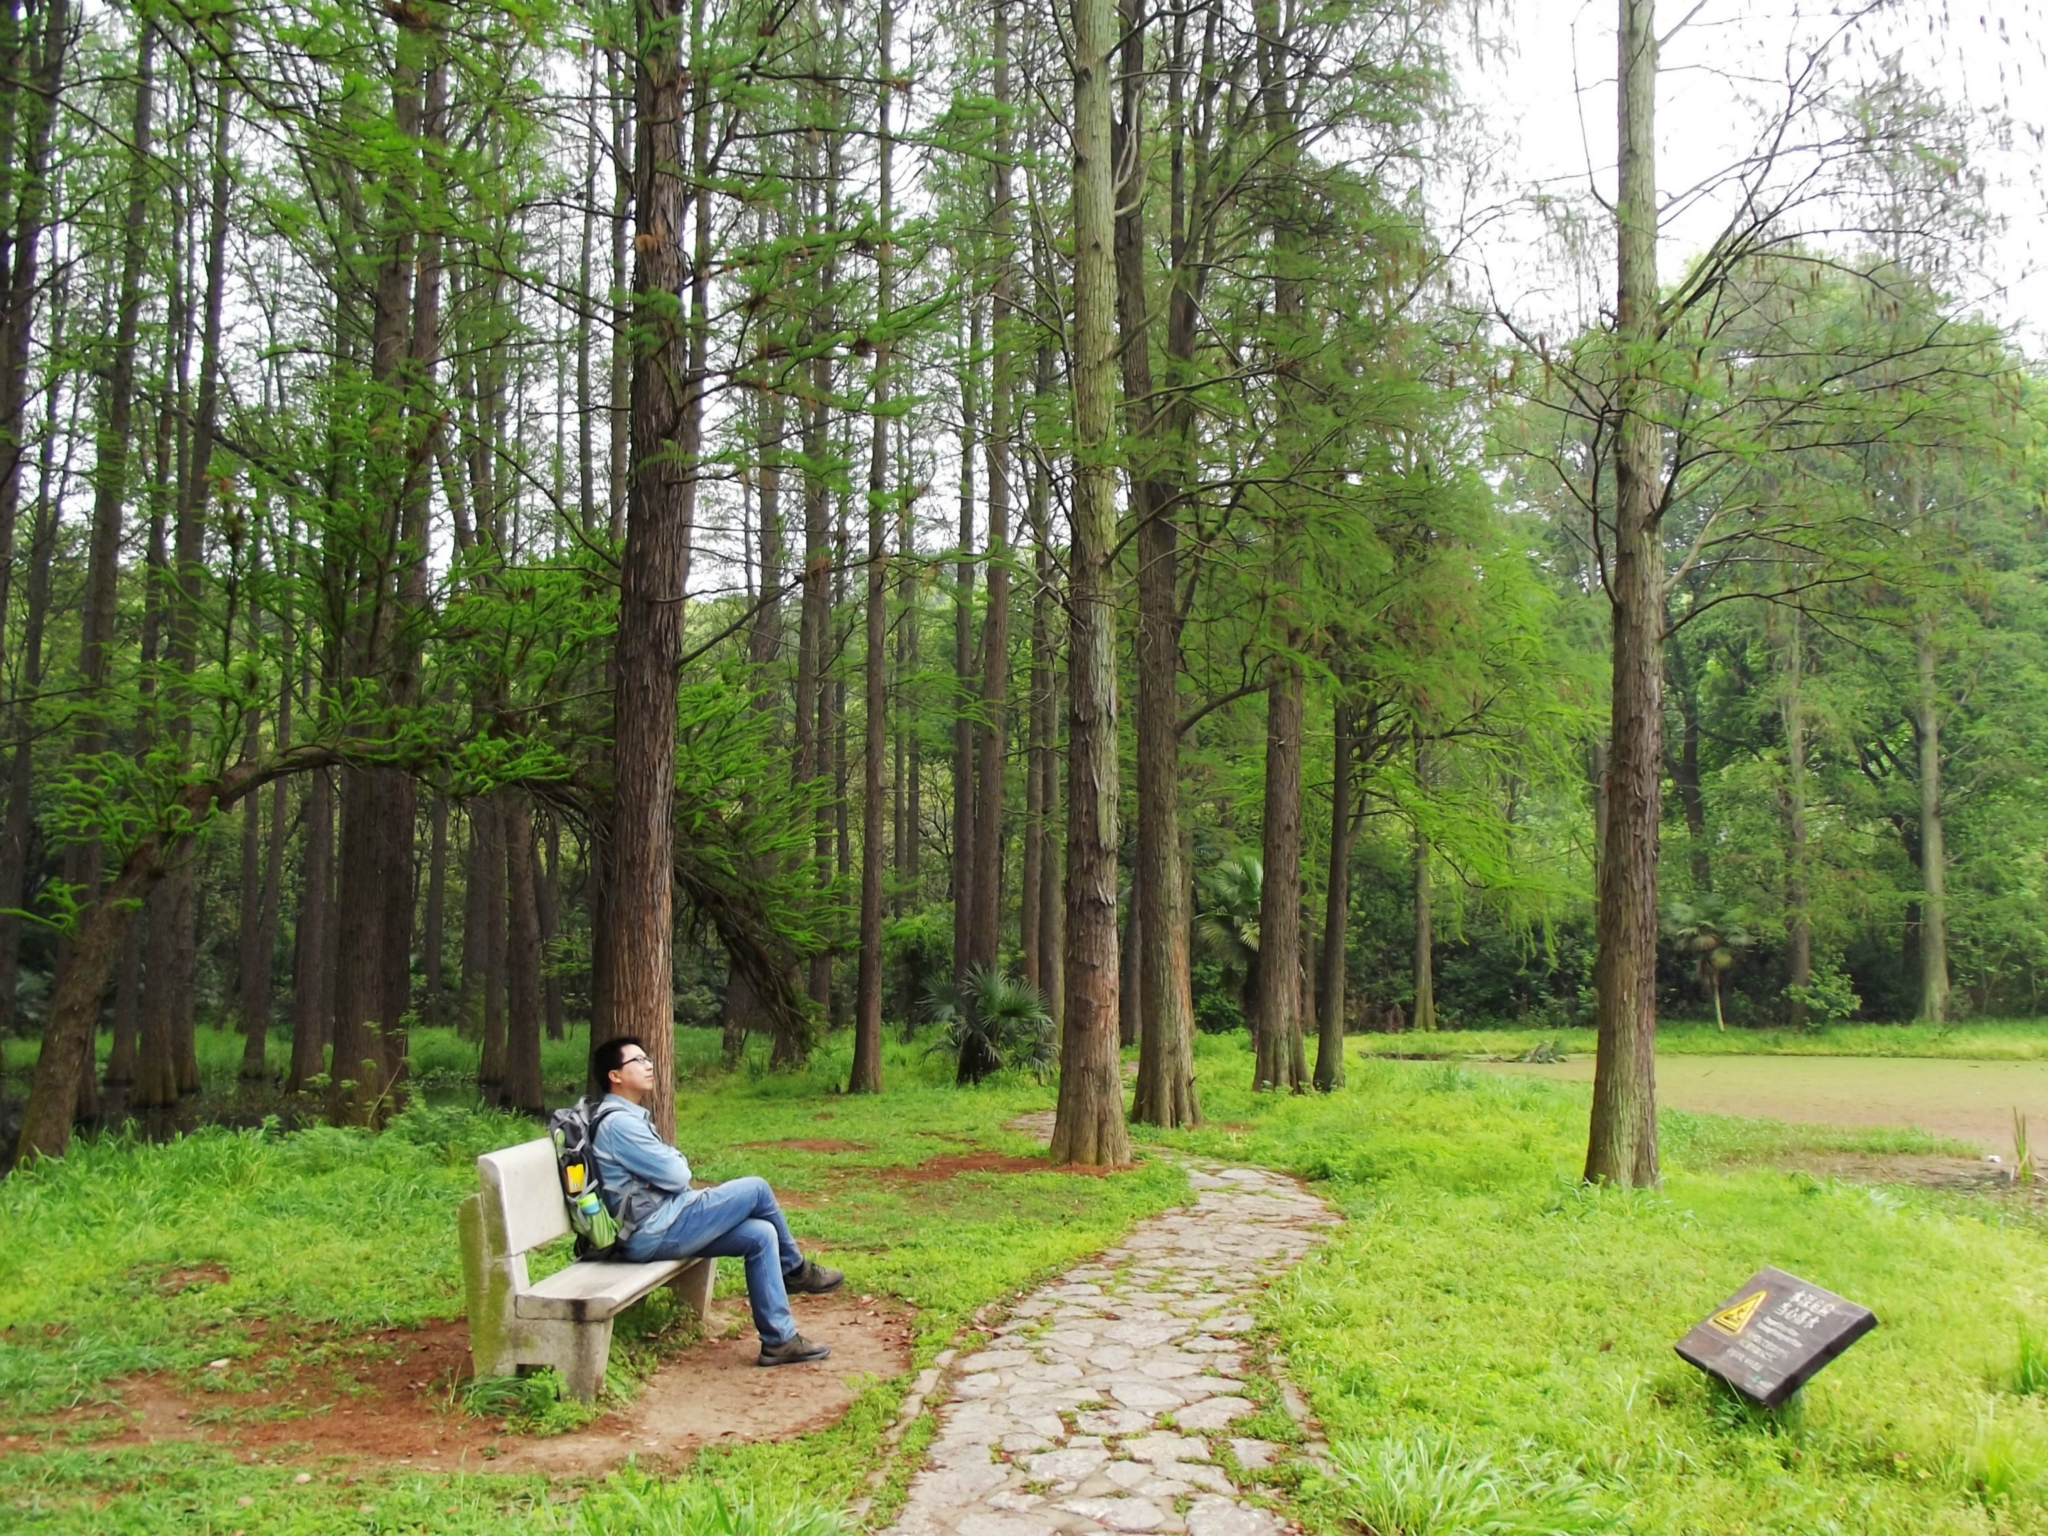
[[597, 1110, 694, 1194]]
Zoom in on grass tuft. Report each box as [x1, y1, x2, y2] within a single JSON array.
[[1321, 1432, 1616, 1536]]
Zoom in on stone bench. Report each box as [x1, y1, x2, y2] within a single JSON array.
[[459, 1137, 713, 1401]]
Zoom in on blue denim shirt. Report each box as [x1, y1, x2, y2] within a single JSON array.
[[590, 1093, 696, 1252]]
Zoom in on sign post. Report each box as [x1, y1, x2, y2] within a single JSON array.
[[1675, 1266, 1876, 1408]]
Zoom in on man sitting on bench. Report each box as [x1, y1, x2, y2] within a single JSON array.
[[589, 1034, 842, 1366]]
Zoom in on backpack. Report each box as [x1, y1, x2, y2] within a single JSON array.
[[548, 1098, 629, 1260]]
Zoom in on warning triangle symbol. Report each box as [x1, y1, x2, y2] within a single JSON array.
[[1708, 1290, 1767, 1337]]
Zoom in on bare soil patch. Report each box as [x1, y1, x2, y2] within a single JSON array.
[[1767, 1149, 2046, 1202], [43, 1290, 911, 1476], [874, 1151, 1119, 1183]]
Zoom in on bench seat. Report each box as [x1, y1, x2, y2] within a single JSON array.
[[515, 1258, 690, 1322], [461, 1136, 713, 1400]]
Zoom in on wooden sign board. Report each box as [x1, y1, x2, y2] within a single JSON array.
[[1675, 1266, 1877, 1408]]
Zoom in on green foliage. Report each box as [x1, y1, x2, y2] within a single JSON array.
[[922, 965, 1054, 1084], [1320, 1432, 1615, 1536], [1130, 1034, 2048, 1535], [571, 1477, 848, 1536]]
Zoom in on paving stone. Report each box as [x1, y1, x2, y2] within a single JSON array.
[[1224, 1440, 1280, 1471], [1026, 1448, 1111, 1483], [1074, 1409, 1154, 1436], [1059, 1498, 1167, 1532], [1108, 1381, 1185, 1411], [962, 1350, 1040, 1371], [914, 1462, 1011, 1505], [1121, 1433, 1209, 1464], [884, 1156, 1332, 1536], [1182, 1500, 1282, 1536], [1174, 1398, 1255, 1431], [955, 1512, 1066, 1536]]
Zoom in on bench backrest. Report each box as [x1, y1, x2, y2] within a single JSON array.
[[478, 1138, 569, 1257]]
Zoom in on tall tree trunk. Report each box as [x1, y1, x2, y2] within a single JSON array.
[[1916, 619, 1949, 1023], [501, 795, 545, 1112], [1667, 625, 1710, 891], [1413, 818, 1435, 1033], [1584, 0, 1663, 1187], [596, 0, 700, 1136], [1253, 661, 1304, 1089], [288, 768, 335, 1092], [1313, 701, 1352, 1090], [53, 18, 155, 1115], [850, 0, 897, 1095], [950, 303, 980, 984], [478, 798, 509, 1088], [1049, 0, 1131, 1167], [457, 803, 488, 1040], [970, 9, 1014, 973], [1781, 607, 1812, 1025], [539, 812, 564, 1041], [238, 706, 269, 1079], [0, 275, 66, 1037], [423, 795, 448, 1026], [0, 0, 69, 1033]]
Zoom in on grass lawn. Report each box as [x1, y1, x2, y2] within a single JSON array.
[[1347, 1018, 2048, 1062], [1132, 1038, 2048, 1535], [2, 1027, 2044, 1533]]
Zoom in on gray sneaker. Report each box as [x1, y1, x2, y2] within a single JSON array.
[[757, 1332, 832, 1367], [786, 1259, 845, 1295]]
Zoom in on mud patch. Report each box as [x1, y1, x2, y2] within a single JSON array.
[[39, 1291, 911, 1475], [741, 1138, 874, 1153], [1769, 1150, 2046, 1199], [876, 1151, 1118, 1182]]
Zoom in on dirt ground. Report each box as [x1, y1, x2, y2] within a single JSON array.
[[1482, 1053, 2048, 1155], [49, 1289, 911, 1477]]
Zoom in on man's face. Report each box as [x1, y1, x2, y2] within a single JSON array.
[[609, 1046, 655, 1096]]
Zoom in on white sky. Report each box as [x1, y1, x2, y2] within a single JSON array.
[[1452, 0, 2047, 351]]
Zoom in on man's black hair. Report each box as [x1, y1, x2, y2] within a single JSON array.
[[591, 1035, 646, 1084]]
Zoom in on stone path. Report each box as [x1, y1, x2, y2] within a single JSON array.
[[885, 1163, 1336, 1536]]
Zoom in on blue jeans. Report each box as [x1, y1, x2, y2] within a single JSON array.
[[627, 1176, 803, 1346]]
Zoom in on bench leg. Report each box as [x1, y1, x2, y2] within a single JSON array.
[[669, 1257, 715, 1323], [514, 1316, 614, 1402]]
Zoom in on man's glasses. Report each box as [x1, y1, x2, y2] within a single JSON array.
[[619, 1053, 651, 1068]]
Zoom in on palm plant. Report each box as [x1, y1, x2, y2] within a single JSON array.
[[923, 966, 1056, 1085], [1662, 896, 1753, 1032], [1195, 850, 1263, 1024]]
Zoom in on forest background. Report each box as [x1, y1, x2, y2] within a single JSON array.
[[0, 0, 2044, 1178]]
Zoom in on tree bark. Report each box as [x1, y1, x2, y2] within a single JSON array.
[[0, 274, 65, 1037], [970, 8, 1015, 973], [52, 18, 155, 1115], [539, 811, 564, 1041], [1313, 701, 1352, 1090], [1916, 620, 1949, 1023], [478, 797, 509, 1088], [1253, 661, 1304, 1089], [951, 304, 980, 984], [1782, 607, 1812, 1025], [1413, 816, 1436, 1033], [1118, 0, 1197, 1127], [1049, 0, 1132, 1166], [19, 752, 332, 1161], [501, 794, 545, 1112], [288, 768, 335, 1092], [596, 0, 699, 1137], [1584, 0, 1663, 1187], [420, 795, 448, 1027], [850, 0, 896, 1096]]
